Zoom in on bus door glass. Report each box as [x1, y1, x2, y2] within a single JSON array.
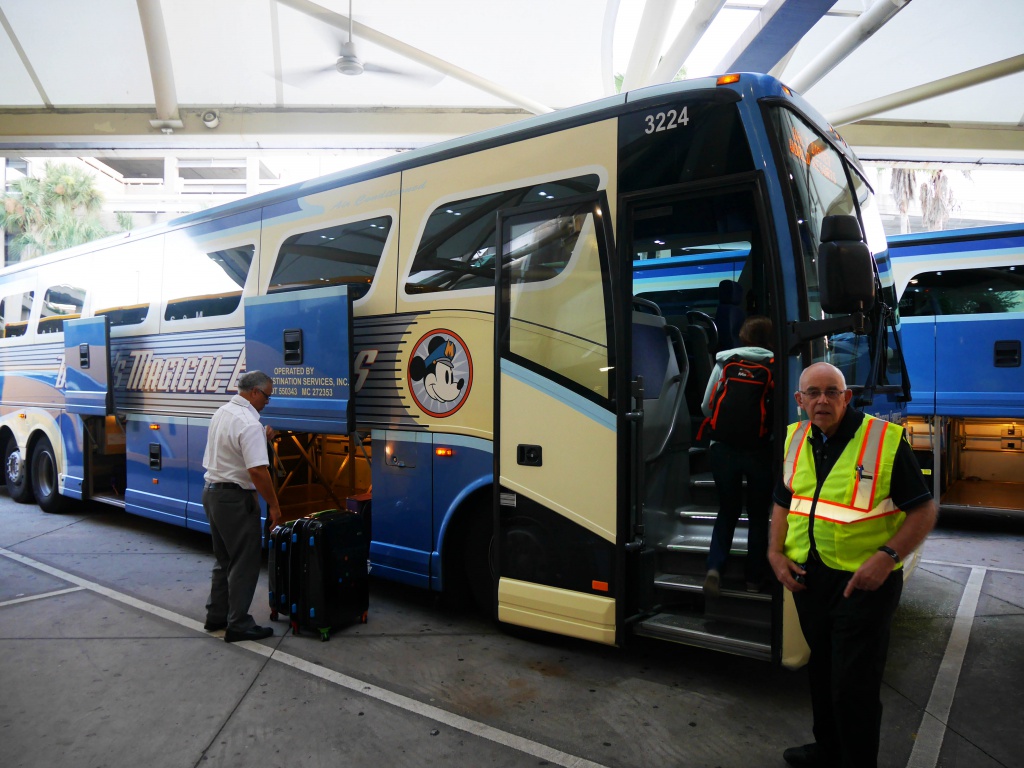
[[494, 193, 624, 646]]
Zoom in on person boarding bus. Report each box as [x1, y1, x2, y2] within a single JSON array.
[[700, 315, 775, 597]]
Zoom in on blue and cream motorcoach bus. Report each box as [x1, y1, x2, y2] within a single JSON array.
[[889, 223, 1024, 518], [0, 73, 908, 665]]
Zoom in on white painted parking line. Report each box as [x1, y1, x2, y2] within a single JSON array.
[[0, 546, 609, 768], [0, 586, 85, 608], [922, 558, 1024, 576], [0, 546, 208, 633], [246, 642, 609, 768], [907, 566, 986, 768]]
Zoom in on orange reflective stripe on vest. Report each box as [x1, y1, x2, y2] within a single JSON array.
[[782, 416, 906, 572]]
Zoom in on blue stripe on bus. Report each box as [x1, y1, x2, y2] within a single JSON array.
[[433, 433, 493, 453], [889, 241, 1024, 261], [888, 222, 1024, 246], [500, 359, 615, 431]]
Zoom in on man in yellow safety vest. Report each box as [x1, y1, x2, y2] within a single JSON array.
[[769, 362, 937, 768]]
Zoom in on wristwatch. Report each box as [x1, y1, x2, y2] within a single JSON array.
[[878, 545, 901, 563]]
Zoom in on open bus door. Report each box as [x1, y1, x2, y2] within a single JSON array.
[[63, 316, 112, 416], [493, 192, 629, 646], [244, 285, 355, 435], [60, 316, 114, 504], [245, 285, 356, 518]]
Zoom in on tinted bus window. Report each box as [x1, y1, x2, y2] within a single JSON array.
[[405, 174, 599, 294], [631, 188, 768, 322], [270, 216, 391, 293], [618, 97, 753, 194], [163, 244, 254, 321], [767, 106, 900, 389], [900, 266, 1024, 317], [769, 106, 857, 324], [38, 284, 85, 334], [0, 291, 34, 338], [850, 169, 904, 387]]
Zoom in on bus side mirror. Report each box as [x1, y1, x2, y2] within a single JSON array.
[[817, 215, 875, 314]]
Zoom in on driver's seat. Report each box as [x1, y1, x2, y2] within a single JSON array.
[[715, 279, 746, 351]]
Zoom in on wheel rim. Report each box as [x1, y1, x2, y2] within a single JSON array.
[[6, 448, 23, 485]]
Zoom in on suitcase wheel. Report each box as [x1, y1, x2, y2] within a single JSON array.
[[291, 620, 299, 636], [270, 609, 279, 622], [360, 611, 368, 624], [318, 627, 330, 642]]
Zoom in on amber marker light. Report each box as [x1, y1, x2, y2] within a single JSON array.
[[435, 447, 454, 457], [717, 74, 741, 86], [150, 424, 160, 430]]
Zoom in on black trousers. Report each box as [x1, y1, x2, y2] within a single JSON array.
[[707, 440, 772, 583], [793, 558, 904, 768]]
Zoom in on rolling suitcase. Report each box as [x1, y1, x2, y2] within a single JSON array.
[[290, 509, 369, 641], [267, 520, 297, 622]]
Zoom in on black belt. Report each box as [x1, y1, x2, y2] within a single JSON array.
[[205, 482, 247, 491]]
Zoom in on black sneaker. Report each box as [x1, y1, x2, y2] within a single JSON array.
[[225, 625, 274, 643], [782, 743, 839, 768]]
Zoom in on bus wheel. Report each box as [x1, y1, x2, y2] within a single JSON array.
[[465, 510, 496, 614], [4, 435, 35, 503], [30, 436, 70, 514]]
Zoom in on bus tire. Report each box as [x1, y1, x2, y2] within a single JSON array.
[[30, 436, 70, 514], [465, 509, 496, 615], [4, 435, 35, 503]]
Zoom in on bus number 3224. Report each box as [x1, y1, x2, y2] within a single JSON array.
[[644, 107, 689, 134]]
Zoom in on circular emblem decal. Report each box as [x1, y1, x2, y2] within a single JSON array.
[[408, 329, 473, 417]]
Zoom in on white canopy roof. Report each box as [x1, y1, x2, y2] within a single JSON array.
[[0, 0, 1021, 163]]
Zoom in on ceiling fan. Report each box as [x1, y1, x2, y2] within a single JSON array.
[[334, 0, 387, 77], [280, 0, 439, 86]]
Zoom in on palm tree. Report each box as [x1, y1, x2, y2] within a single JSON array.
[[0, 161, 109, 262], [889, 168, 917, 234], [919, 170, 959, 232]]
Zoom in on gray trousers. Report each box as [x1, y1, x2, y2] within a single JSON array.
[[204, 486, 262, 631]]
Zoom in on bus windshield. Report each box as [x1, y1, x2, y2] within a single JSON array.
[[768, 105, 904, 398]]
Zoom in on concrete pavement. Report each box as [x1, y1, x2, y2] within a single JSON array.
[[1, 498, 1021, 768]]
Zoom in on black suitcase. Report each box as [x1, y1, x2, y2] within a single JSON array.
[[290, 509, 369, 641], [267, 520, 297, 622]]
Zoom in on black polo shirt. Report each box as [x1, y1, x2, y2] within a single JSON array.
[[773, 407, 932, 512]]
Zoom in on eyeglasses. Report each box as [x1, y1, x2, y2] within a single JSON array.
[[255, 389, 272, 401], [797, 388, 846, 401]]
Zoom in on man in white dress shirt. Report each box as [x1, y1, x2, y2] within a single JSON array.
[[202, 370, 282, 642]]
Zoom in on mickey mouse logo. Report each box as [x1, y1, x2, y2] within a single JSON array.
[[408, 329, 472, 417]]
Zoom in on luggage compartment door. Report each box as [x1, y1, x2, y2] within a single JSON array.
[[244, 285, 354, 434], [63, 316, 112, 415], [494, 193, 626, 646]]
